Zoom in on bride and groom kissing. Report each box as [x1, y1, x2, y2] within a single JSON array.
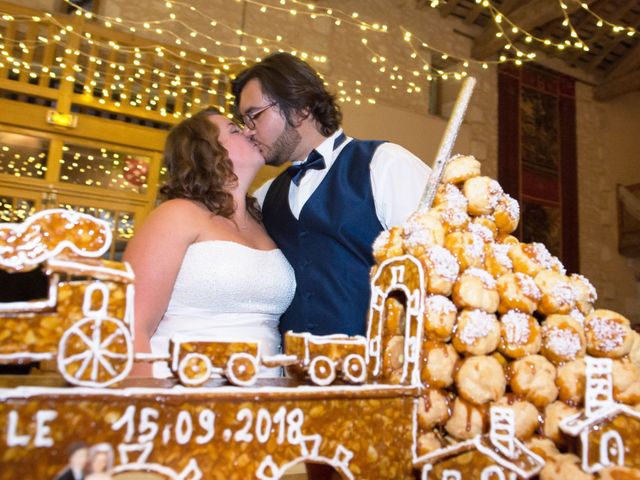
[[124, 52, 430, 379]]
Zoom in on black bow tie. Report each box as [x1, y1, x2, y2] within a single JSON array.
[[286, 132, 347, 186], [287, 149, 325, 186]]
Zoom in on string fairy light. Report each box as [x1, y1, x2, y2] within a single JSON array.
[[1, 0, 635, 118]]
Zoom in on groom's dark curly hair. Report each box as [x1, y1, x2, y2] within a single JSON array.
[[160, 107, 261, 221], [232, 52, 342, 135]]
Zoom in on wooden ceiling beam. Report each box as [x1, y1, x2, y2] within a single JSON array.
[[439, 0, 460, 18], [581, 0, 638, 71], [464, 3, 485, 25], [594, 67, 640, 101], [604, 40, 640, 80], [471, 0, 594, 60]]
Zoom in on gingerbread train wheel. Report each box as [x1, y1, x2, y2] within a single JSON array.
[[177, 352, 213, 386], [342, 353, 367, 384], [57, 316, 133, 387], [226, 352, 259, 386], [309, 355, 336, 386], [57, 280, 133, 387]]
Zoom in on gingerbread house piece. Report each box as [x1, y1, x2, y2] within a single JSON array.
[[559, 356, 640, 474], [367, 254, 425, 386], [416, 407, 545, 480]]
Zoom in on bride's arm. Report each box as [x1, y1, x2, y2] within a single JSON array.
[[123, 200, 199, 377]]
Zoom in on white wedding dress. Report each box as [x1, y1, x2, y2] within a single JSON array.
[[150, 241, 296, 378]]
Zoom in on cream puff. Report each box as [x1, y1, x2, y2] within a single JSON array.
[[431, 205, 470, 233], [420, 245, 460, 296], [496, 272, 541, 315], [535, 270, 577, 316], [452, 267, 499, 313], [372, 226, 404, 262], [421, 340, 459, 388], [423, 295, 457, 341], [455, 355, 506, 405], [452, 309, 500, 356], [584, 309, 634, 358], [556, 358, 586, 406], [568, 273, 597, 316], [403, 212, 445, 257], [509, 242, 558, 277], [463, 176, 503, 216], [543, 401, 580, 447], [541, 314, 586, 365], [493, 193, 520, 235], [444, 231, 485, 271], [445, 397, 487, 440], [509, 354, 559, 407], [484, 242, 514, 278], [433, 182, 468, 211], [492, 395, 540, 440], [417, 388, 452, 430], [442, 154, 481, 184], [498, 310, 541, 359]]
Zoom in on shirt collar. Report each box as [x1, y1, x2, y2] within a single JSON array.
[[293, 129, 349, 167]]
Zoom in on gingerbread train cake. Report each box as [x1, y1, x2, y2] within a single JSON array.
[[370, 153, 640, 479]]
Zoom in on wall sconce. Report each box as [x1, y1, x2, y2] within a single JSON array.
[[46, 110, 78, 128]]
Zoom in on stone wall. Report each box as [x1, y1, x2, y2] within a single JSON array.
[[576, 87, 640, 323]]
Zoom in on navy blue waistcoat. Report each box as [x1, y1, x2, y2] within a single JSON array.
[[263, 139, 384, 336]]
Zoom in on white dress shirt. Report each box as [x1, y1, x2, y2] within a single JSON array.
[[254, 129, 431, 229]]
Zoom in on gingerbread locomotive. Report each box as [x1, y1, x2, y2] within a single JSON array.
[[1, 152, 640, 478]]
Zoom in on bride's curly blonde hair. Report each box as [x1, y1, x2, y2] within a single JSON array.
[[160, 107, 261, 221]]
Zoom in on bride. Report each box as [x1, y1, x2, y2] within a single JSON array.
[[124, 107, 295, 378]]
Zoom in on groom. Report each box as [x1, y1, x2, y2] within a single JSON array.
[[232, 53, 430, 337]]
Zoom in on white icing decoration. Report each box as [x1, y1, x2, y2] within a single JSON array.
[[56, 285, 134, 388], [309, 355, 337, 386], [6, 410, 57, 448], [599, 430, 624, 468], [342, 354, 367, 384], [489, 407, 516, 460], [7, 411, 29, 446], [0, 209, 112, 270], [117, 441, 153, 465], [481, 466, 507, 480], [585, 357, 614, 416], [559, 356, 640, 473], [226, 352, 260, 387], [367, 255, 425, 385], [177, 353, 214, 386]]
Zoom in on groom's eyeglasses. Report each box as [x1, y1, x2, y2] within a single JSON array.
[[241, 102, 277, 130]]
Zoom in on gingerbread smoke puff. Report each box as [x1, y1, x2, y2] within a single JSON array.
[[371, 154, 639, 477]]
